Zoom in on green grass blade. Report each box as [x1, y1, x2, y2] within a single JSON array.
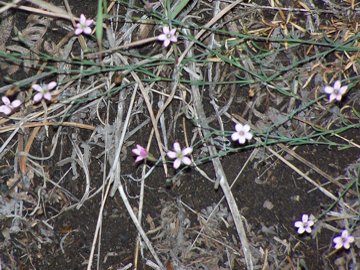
[[169, 0, 190, 20], [96, 0, 104, 49]]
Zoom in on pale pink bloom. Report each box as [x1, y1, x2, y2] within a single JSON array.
[[0, 96, 21, 115], [75, 14, 94, 35], [324, 80, 348, 102], [231, 123, 253, 144], [294, 214, 314, 234], [157, 26, 177, 47], [132, 145, 149, 163], [32, 81, 57, 102], [167, 142, 192, 169], [333, 230, 354, 249]]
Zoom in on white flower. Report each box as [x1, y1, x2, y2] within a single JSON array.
[[75, 14, 94, 35], [324, 80, 348, 102], [231, 123, 253, 144], [0, 96, 21, 115], [157, 26, 177, 47], [333, 230, 354, 249], [166, 142, 192, 169], [32, 81, 57, 102], [294, 214, 314, 234]]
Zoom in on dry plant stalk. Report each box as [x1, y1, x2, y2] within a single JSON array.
[[180, 1, 254, 269]]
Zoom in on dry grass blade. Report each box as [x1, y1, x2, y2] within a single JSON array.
[[0, 121, 95, 134], [185, 37, 254, 270]]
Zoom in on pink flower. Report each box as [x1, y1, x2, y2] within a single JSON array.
[[324, 80, 348, 102], [294, 214, 314, 234], [75, 14, 94, 35], [132, 145, 149, 163], [166, 142, 192, 169], [157, 26, 177, 47], [0, 96, 21, 115], [231, 123, 253, 144], [333, 230, 354, 249], [32, 81, 57, 103]]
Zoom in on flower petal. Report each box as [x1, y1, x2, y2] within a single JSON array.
[[157, 34, 166, 41], [182, 147, 192, 156], [163, 39, 171, 47], [83, 27, 92, 35], [328, 94, 336, 102], [294, 221, 302, 228], [79, 14, 86, 24], [0, 105, 11, 115], [333, 80, 341, 90], [47, 81, 57, 90], [231, 132, 239, 141], [245, 132, 253, 140], [173, 142, 181, 153], [11, 100, 21, 108], [32, 84, 43, 92], [162, 26, 170, 35], [238, 137, 246, 144], [297, 227, 305, 234], [324, 86, 333, 94], [167, 151, 177, 159], [132, 148, 141, 156], [339, 86, 348, 94], [170, 36, 178, 43], [235, 123, 243, 132], [169, 29, 176, 36], [33, 93, 43, 102], [75, 28, 83, 35], [182, 156, 191, 166], [44, 93, 52, 101], [2, 96, 10, 105], [243, 124, 251, 132], [86, 19, 94, 26], [173, 159, 181, 169]]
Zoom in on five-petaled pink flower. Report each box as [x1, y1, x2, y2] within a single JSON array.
[[32, 81, 57, 102], [0, 96, 21, 115], [157, 26, 177, 47], [75, 14, 94, 35], [294, 214, 314, 234], [333, 230, 354, 249], [324, 80, 348, 102], [167, 142, 192, 169], [132, 145, 149, 163], [231, 123, 253, 144]]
